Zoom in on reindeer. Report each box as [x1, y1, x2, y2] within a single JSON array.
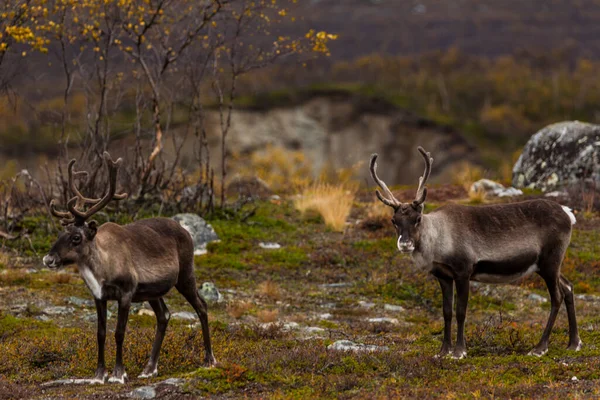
[[369, 147, 581, 359], [43, 152, 216, 384]]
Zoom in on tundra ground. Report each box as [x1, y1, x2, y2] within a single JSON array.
[[1, 187, 600, 399]]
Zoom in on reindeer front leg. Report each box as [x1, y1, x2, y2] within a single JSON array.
[[435, 276, 454, 358], [92, 299, 108, 384], [453, 279, 470, 359], [109, 295, 132, 384]]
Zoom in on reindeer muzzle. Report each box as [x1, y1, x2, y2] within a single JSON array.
[[43, 254, 61, 269], [397, 235, 415, 253]]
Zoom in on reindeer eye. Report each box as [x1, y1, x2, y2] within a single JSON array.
[[71, 234, 82, 245]]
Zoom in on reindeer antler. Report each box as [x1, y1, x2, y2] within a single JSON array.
[[414, 146, 433, 206], [50, 152, 128, 226], [369, 153, 401, 209]]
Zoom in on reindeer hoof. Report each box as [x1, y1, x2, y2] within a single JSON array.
[[451, 350, 467, 360], [90, 371, 108, 384], [138, 369, 158, 379], [203, 356, 217, 368], [108, 372, 128, 384], [527, 348, 548, 357], [567, 340, 583, 352]]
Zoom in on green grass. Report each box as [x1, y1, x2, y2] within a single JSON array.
[[3, 196, 600, 398]]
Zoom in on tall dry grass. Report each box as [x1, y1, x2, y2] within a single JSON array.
[[294, 183, 356, 232], [452, 161, 487, 202]]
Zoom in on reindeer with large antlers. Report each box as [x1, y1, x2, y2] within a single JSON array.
[[43, 152, 216, 384], [370, 147, 581, 359]]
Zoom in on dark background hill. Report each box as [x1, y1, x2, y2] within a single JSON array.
[[293, 0, 600, 61]]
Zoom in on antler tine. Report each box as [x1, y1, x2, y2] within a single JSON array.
[[67, 152, 128, 224], [68, 158, 126, 205], [68, 159, 101, 206], [50, 199, 75, 225], [414, 146, 434, 205], [369, 154, 400, 208]]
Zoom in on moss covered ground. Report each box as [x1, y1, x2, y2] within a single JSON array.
[[1, 188, 600, 399]]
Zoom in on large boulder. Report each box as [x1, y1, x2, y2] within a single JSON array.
[[172, 214, 219, 255], [513, 121, 600, 191]]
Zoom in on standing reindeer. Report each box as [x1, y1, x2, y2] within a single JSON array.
[[370, 147, 581, 359], [43, 152, 216, 383]]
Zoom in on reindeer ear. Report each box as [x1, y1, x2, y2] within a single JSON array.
[[411, 201, 424, 213], [86, 220, 98, 239]]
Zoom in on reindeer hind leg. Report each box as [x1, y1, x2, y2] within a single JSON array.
[[139, 298, 171, 378], [176, 278, 217, 367]]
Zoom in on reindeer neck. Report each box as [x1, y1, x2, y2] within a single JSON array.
[[412, 214, 442, 268]]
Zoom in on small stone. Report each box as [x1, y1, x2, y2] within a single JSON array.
[[259, 242, 282, 249], [68, 296, 93, 307], [158, 378, 185, 386], [319, 283, 352, 289], [304, 326, 326, 334], [43, 306, 75, 316], [358, 301, 376, 309], [545, 191, 568, 198], [25, 268, 38, 274], [318, 313, 332, 320], [368, 317, 399, 324], [571, 376, 579, 382], [83, 310, 112, 322], [198, 282, 223, 304], [172, 311, 197, 321], [528, 293, 548, 303], [130, 386, 156, 399], [172, 214, 219, 256], [138, 309, 155, 317], [327, 340, 389, 352], [384, 304, 405, 312]]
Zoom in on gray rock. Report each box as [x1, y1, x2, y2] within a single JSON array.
[[259, 242, 282, 249], [84, 310, 113, 322], [172, 311, 197, 321], [198, 282, 222, 304], [319, 282, 352, 289], [576, 294, 600, 302], [513, 121, 600, 191], [43, 306, 75, 316], [130, 386, 156, 399], [68, 296, 93, 307], [10, 304, 28, 313], [358, 301, 376, 309], [545, 190, 569, 198], [528, 293, 548, 303], [172, 214, 219, 256], [384, 304, 405, 312], [327, 340, 389, 352], [36, 315, 51, 322], [41, 378, 101, 387], [470, 179, 523, 198], [367, 317, 399, 324], [158, 378, 185, 386]]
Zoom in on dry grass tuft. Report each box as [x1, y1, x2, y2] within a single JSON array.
[[468, 185, 488, 204], [47, 273, 74, 285], [294, 183, 356, 231], [257, 280, 281, 301], [226, 301, 252, 319], [452, 162, 488, 203], [361, 201, 392, 231], [256, 309, 279, 323]]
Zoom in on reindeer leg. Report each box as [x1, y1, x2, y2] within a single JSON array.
[[435, 276, 453, 358], [92, 299, 108, 384], [177, 281, 216, 367], [453, 279, 470, 359], [560, 274, 582, 351], [529, 274, 563, 357], [109, 296, 131, 383], [139, 298, 171, 378]]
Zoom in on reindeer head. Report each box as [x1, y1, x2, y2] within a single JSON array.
[[43, 152, 127, 269], [370, 147, 433, 253]]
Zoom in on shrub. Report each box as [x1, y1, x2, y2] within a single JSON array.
[[294, 183, 355, 231]]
